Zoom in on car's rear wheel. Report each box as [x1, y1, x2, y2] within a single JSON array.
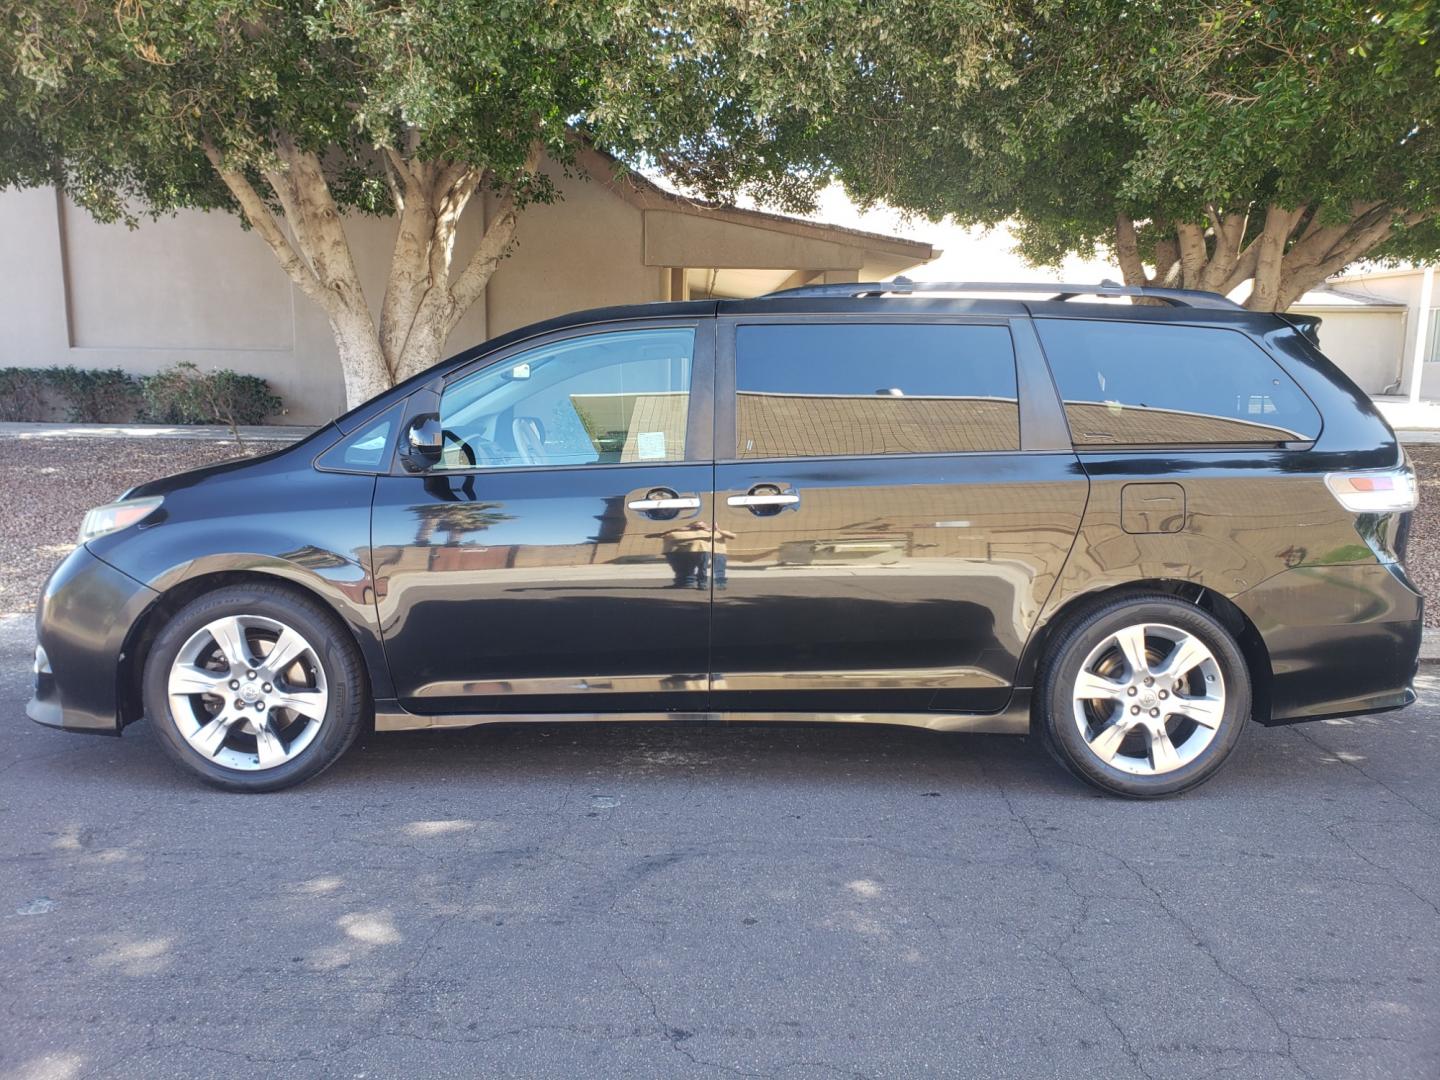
[[142, 584, 366, 791], [1036, 595, 1251, 797]]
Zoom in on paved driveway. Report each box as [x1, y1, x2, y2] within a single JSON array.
[[1, 613, 1436, 1080]]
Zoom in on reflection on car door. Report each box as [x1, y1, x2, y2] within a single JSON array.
[[710, 317, 1088, 714], [371, 321, 716, 716]]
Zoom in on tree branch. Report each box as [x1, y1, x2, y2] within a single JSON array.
[[271, 136, 372, 317], [1246, 204, 1308, 310], [444, 143, 542, 333], [446, 185, 521, 331], [1275, 206, 1435, 309], [203, 142, 332, 313], [1175, 221, 1209, 289], [1113, 213, 1150, 286]]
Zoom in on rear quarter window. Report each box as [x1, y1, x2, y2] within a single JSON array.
[[1034, 319, 1322, 447]]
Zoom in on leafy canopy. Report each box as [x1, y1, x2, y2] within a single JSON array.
[[0, 0, 729, 223], [664, 0, 1440, 269]]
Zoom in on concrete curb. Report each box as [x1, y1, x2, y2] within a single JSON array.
[[1421, 628, 1440, 663], [0, 421, 316, 442]]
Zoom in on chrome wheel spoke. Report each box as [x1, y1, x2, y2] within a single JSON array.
[[1072, 620, 1227, 777], [190, 709, 243, 757], [269, 688, 328, 721], [1147, 724, 1182, 773], [1155, 632, 1209, 683], [253, 718, 289, 768], [206, 616, 253, 671], [1087, 720, 1133, 764], [169, 664, 228, 698], [1073, 669, 1128, 701], [1170, 694, 1224, 729], [262, 627, 308, 679], [1112, 624, 1150, 679], [170, 612, 328, 772]]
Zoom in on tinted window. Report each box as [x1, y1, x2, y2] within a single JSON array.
[[437, 328, 694, 469], [315, 405, 399, 472], [1035, 319, 1321, 446], [734, 323, 1019, 458]]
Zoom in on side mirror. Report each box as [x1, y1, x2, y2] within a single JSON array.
[[400, 412, 444, 472]]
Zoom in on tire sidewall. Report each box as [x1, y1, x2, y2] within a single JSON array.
[[142, 586, 363, 792], [1042, 598, 1251, 798]]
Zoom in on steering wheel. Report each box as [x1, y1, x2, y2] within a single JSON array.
[[440, 429, 503, 468]]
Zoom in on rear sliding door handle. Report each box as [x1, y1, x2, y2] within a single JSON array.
[[727, 493, 800, 507], [628, 496, 702, 511]]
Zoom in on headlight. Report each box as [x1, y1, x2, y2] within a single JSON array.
[[79, 496, 163, 543]]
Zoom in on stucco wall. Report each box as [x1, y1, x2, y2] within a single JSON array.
[[0, 169, 935, 426], [0, 162, 659, 425], [483, 160, 660, 338], [1328, 271, 1440, 396], [1289, 306, 1408, 393]]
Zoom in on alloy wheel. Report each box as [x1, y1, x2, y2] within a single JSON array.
[[1071, 622, 1225, 776], [167, 614, 329, 771]]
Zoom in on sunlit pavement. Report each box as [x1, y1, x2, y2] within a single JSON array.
[[1, 613, 1437, 1080]]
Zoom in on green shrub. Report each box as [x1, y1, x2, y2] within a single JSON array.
[[0, 368, 60, 421], [46, 366, 143, 422], [0, 363, 284, 427], [140, 362, 282, 431]]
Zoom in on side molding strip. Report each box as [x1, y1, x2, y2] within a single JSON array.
[[373, 691, 1032, 737]]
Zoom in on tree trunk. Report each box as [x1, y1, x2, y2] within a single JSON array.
[[331, 308, 394, 406], [207, 138, 538, 411], [1109, 202, 1432, 314]]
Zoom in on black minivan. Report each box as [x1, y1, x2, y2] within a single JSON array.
[[28, 280, 1422, 796]]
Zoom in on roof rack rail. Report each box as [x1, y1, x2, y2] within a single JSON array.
[[763, 277, 1241, 310]]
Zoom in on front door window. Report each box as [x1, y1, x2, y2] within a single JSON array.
[[437, 328, 695, 469]]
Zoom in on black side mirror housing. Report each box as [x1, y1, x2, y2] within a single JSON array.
[[400, 412, 444, 472]]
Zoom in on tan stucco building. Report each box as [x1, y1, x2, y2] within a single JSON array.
[[1290, 265, 1439, 398], [0, 146, 936, 425]]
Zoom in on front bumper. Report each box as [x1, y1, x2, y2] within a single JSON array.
[[1234, 561, 1422, 725], [28, 545, 158, 734]]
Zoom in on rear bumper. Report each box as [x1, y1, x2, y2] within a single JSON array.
[[1234, 561, 1422, 725], [28, 546, 157, 735]]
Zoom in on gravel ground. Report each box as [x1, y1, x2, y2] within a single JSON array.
[[1404, 443, 1440, 626], [5, 434, 1440, 624], [0, 436, 261, 615]]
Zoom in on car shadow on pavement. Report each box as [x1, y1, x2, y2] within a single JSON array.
[[6, 710, 1346, 801]]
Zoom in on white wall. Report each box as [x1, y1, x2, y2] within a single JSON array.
[[1328, 270, 1440, 397], [1288, 307, 1408, 393]]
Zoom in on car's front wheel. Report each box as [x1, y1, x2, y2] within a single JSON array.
[[142, 584, 366, 791], [1036, 595, 1252, 797]]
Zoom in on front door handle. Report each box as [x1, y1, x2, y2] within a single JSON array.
[[628, 496, 702, 511], [727, 493, 800, 507]]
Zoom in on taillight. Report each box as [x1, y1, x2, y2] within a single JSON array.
[[1324, 467, 1418, 513]]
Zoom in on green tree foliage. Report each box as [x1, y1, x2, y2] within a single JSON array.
[[668, 0, 1440, 309], [0, 1, 749, 406]]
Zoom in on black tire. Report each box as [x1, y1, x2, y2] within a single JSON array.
[[142, 583, 367, 792], [1036, 594, 1251, 798]]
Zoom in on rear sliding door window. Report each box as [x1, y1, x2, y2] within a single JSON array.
[[1035, 319, 1321, 447], [733, 322, 1019, 458]]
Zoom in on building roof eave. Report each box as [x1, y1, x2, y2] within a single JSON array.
[[576, 143, 935, 265]]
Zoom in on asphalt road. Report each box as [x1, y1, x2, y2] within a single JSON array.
[[1, 614, 1437, 1080]]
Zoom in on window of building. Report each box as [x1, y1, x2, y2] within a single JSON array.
[[1426, 308, 1440, 364], [1034, 319, 1322, 447], [733, 322, 1020, 458], [437, 328, 694, 469]]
